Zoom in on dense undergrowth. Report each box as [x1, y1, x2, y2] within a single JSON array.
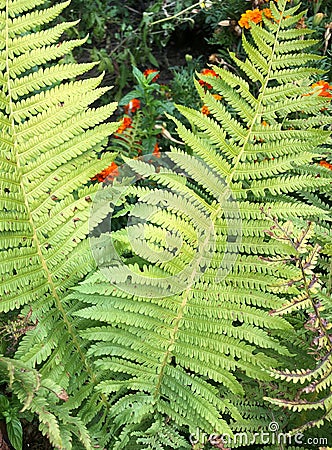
[[53, 0, 332, 98], [0, 0, 331, 449]]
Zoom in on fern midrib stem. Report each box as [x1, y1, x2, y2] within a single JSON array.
[[153, 11, 287, 400], [153, 214, 217, 399], [4, 1, 107, 405], [225, 10, 286, 187]]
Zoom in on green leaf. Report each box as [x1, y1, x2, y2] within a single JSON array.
[[0, 394, 10, 416], [73, 0, 332, 445], [6, 416, 23, 450], [148, 51, 159, 67], [132, 66, 146, 85]]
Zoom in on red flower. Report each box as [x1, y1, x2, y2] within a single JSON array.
[[311, 80, 332, 98], [201, 69, 217, 77], [115, 117, 132, 135], [123, 98, 141, 114], [198, 68, 218, 89], [143, 69, 160, 82], [319, 160, 332, 170], [91, 162, 119, 183], [201, 105, 210, 115], [152, 142, 161, 158]]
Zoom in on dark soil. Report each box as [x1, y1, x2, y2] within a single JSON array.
[[159, 19, 221, 94], [0, 420, 54, 450], [22, 422, 53, 450], [156, 25, 218, 73]]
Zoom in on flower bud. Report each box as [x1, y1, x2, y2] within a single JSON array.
[[218, 20, 231, 27], [313, 12, 324, 26]]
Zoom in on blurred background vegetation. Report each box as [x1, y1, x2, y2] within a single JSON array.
[[51, 0, 332, 101], [46, 0, 331, 159]]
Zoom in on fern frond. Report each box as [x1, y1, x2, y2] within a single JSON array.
[[0, 0, 119, 447], [72, 0, 331, 446]]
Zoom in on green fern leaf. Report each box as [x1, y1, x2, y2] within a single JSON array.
[[72, 0, 331, 446], [0, 0, 118, 447]]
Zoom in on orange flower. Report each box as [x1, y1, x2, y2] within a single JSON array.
[[317, 90, 332, 98], [152, 142, 161, 158], [238, 9, 263, 29], [201, 69, 217, 77], [123, 98, 141, 114], [143, 69, 160, 82], [262, 8, 273, 19], [311, 80, 332, 98], [319, 160, 332, 170], [92, 162, 119, 183], [201, 105, 210, 115], [116, 117, 132, 134], [201, 95, 221, 116], [198, 68, 218, 89]]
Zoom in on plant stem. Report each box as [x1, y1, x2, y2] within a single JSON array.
[[149, 1, 201, 27]]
